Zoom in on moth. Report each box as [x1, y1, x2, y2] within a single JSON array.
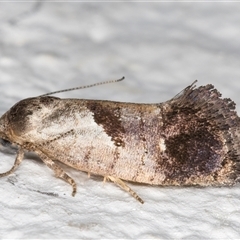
[[0, 78, 240, 204]]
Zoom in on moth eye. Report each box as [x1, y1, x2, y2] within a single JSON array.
[[0, 138, 18, 154], [0, 138, 12, 147]]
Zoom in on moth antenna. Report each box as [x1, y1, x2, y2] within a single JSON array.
[[39, 76, 125, 97]]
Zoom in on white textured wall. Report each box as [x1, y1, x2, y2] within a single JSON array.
[[0, 2, 240, 239]]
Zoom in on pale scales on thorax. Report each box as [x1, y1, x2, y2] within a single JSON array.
[[0, 77, 240, 204]]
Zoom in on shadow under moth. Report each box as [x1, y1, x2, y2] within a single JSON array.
[[0, 78, 240, 204]]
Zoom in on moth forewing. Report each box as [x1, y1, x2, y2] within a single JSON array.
[[0, 79, 240, 204]]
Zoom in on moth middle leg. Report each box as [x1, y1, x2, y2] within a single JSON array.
[[36, 150, 77, 196], [105, 176, 144, 204], [0, 148, 24, 177]]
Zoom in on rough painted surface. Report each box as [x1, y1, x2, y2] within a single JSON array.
[[1, 2, 240, 239]]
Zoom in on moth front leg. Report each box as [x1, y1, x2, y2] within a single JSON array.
[[0, 148, 24, 177], [36, 150, 77, 196]]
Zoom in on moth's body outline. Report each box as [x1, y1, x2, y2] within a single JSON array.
[[0, 79, 240, 204]]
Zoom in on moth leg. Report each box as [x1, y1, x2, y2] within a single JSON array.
[[36, 151, 77, 196], [106, 176, 144, 204], [103, 176, 107, 183], [0, 148, 24, 177]]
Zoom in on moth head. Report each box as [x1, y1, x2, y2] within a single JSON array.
[[0, 96, 59, 145], [0, 111, 10, 141]]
